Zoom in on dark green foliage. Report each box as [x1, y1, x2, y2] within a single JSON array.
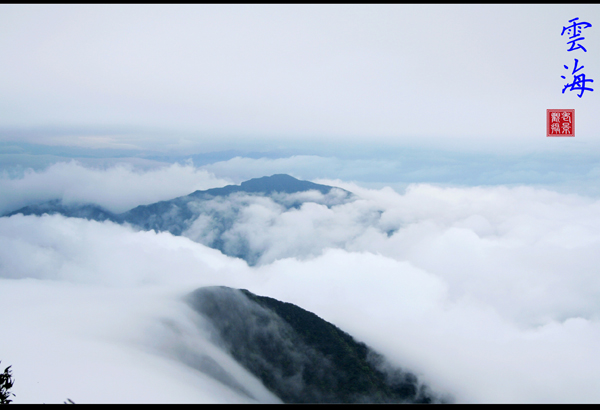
[[0, 362, 15, 404], [187, 287, 443, 403]]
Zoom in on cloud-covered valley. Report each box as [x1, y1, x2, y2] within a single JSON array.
[[0, 160, 231, 215], [2, 162, 600, 403]]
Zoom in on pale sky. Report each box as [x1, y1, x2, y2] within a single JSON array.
[[0, 4, 599, 154]]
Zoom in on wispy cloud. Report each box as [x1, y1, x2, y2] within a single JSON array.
[[0, 161, 230, 214]]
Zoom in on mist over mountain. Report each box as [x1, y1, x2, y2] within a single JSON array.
[[119, 174, 350, 234], [4, 163, 600, 403], [6, 199, 116, 222], [187, 286, 444, 403], [5, 174, 352, 265]]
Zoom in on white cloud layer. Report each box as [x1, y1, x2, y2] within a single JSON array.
[[2, 165, 600, 403], [0, 160, 231, 214]]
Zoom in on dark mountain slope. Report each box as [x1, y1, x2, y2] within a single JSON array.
[[187, 286, 444, 403]]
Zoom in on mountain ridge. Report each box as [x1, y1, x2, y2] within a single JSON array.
[[186, 286, 445, 403], [4, 174, 353, 264], [5, 174, 349, 219]]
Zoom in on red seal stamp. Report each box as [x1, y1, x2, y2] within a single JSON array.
[[547, 109, 575, 137]]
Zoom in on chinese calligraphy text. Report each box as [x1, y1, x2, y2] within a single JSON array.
[[561, 17, 594, 98]]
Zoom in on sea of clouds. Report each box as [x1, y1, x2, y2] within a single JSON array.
[[2, 161, 600, 403]]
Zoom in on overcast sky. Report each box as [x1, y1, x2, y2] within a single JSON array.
[[0, 4, 599, 154]]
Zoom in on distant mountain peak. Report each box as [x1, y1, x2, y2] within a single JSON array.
[[191, 174, 348, 198], [238, 174, 335, 194], [241, 173, 299, 187]]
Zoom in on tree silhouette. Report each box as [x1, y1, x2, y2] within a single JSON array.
[[0, 362, 15, 404]]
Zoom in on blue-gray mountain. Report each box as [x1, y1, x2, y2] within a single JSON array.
[[187, 286, 446, 403], [4, 174, 352, 265]]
